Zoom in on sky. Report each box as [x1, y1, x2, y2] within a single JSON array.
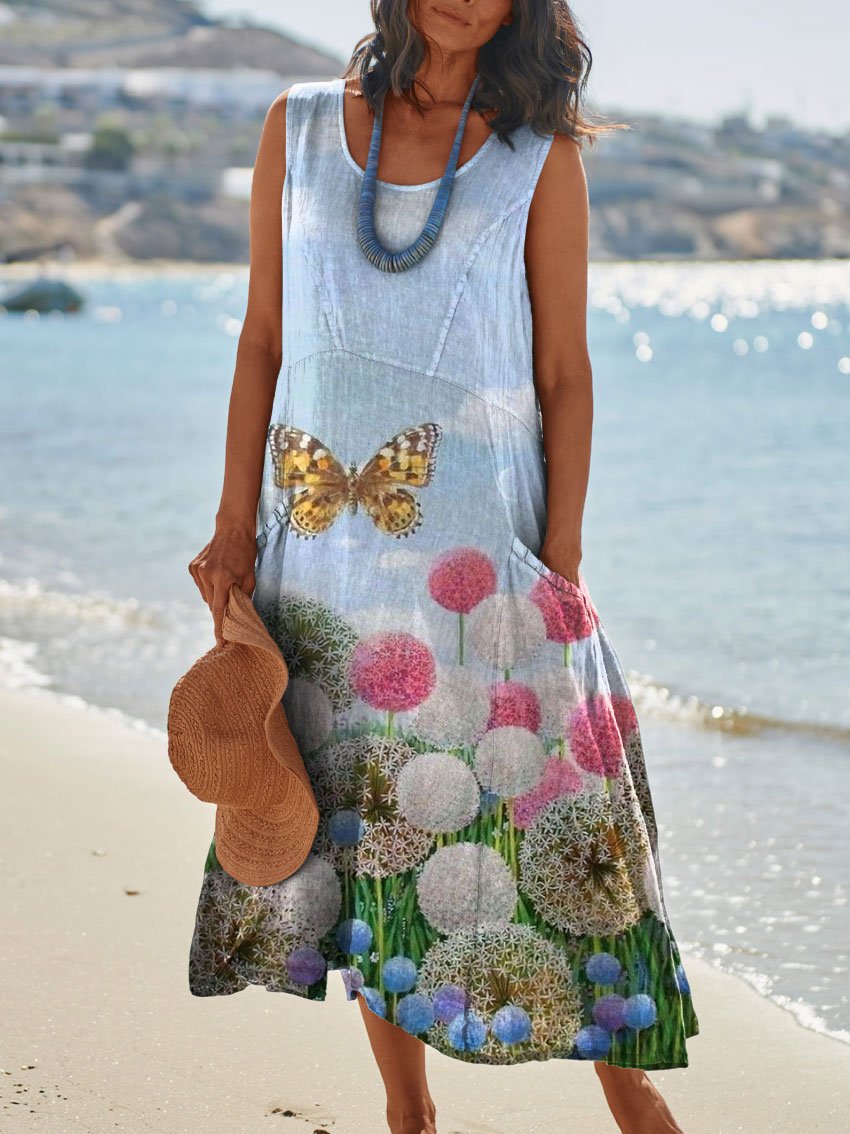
[[199, 1, 849, 133]]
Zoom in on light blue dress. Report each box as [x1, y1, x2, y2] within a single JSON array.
[[189, 77, 700, 1069]]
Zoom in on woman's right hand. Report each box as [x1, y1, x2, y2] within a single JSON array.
[[188, 523, 257, 647]]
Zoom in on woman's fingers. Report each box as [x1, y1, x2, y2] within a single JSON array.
[[211, 580, 229, 647], [188, 542, 213, 605], [188, 527, 257, 644]]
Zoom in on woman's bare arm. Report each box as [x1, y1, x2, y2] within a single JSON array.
[[188, 89, 289, 642], [524, 131, 593, 587]]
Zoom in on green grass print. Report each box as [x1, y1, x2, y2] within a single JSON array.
[[203, 716, 697, 1064], [313, 719, 697, 1066]]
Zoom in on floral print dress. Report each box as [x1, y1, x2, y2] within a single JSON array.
[[188, 77, 700, 1070]]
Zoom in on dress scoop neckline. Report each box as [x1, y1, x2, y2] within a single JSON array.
[[335, 76, 498, 193]]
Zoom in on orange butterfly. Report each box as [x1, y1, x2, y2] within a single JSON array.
[[267, 422, 442, 539]]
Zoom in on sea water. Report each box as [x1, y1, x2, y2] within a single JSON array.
[[1, 259, 848, 1043]]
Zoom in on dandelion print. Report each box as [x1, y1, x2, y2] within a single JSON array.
[[529, 572, 597, 653], [189, 82, 699, 1071], [255, 592, 359, 710], [282, 676, 334, 754], [189, 867, 265, 996], [308, 736, 434, 878], [349, 630, 436, 734], [259, 854, 342, 943], [527, 669, 583, 739], [396, 750, 480, 834], [416, 842, 518, 934], [568, 694, 626, 782], [623, 729, 659, 848], [518, 792, 643, 935], [467, 592, 547, 674], [473, 725, 546, 798], [413, 665, 491, 748], [487, 680, 541, 732], [513, 753, 584, 830], [428, 546, 497, 663], [417, 924, 584, 1064]]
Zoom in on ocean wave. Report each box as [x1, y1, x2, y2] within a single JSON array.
[[627, 669, 850, 744], [0, 576, 176, 628], [684, 946, 850, 1047]]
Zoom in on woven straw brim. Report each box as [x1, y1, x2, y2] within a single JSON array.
[[214, 799, 318, 887], [168, 582, 319, 887]]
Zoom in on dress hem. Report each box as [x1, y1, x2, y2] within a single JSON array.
[[188, 966, 699, 1072]]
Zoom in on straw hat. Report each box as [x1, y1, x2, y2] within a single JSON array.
[[167, 582, 319, 886]]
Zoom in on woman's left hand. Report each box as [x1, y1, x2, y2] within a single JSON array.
[[539, 541, 582, 589]]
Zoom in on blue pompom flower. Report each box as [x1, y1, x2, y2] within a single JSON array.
[[623, 993, 657, 1030], [382, 955, 418, 993], [675, 963, 691, 995], [592, 993, 627, 1032], [360, 985, 387, 1018], [397, 993, 435, 1035], [286, 945, 326, 986], [575, 1024, 613, 1060], [447, 1010, 488, 1052], [491, 1005, 532, 1045], [336, 917, 373, 955], [329, 808, 365, 846], [585, 952, 622, 986], [432, 983, 470, 1023]]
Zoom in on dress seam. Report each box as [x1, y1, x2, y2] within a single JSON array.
[[426, 192, 537, 377], [282, 345, 541, 439]]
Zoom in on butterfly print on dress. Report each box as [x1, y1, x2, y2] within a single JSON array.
[[267, 422, 443, 539]]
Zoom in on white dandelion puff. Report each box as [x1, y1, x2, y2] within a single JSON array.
[[309, 736, 434, 878], [259, 853, 342, 943], [416, 842, 517, 934], [413, 665, 490, 748], [526, 669, 583, 738], [473, 725, 546, 798], [282, 677, 334, 753], [397, 751, 481, 833], [467, 592, 547, 670]]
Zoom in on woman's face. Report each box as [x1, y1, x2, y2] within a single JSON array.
[[410, 0, 514, 51]]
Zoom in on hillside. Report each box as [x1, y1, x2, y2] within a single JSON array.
[[0, 0, 344, 74]]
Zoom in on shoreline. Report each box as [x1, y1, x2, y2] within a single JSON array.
[[2, 684, 849, 1132], [4, 256, 850, 281]]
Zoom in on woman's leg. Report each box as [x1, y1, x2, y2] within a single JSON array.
[[355, 991, 438, 1134], [594, 1064, 684, 1134]]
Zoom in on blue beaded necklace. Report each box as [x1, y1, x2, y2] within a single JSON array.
[[356, 74, 482, 273]]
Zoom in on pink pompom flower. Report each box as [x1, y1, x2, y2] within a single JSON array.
[[529, 575, 596, 646], [428, 547, 497, 614], [513, 754, 583, 829], [349, 632, 436, 715], [568, 694, 624, 779], [611, 694, 639, 742], [487, 681, 541, 732]]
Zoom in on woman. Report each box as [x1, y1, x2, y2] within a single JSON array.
[[187, 2, 699, 1131]]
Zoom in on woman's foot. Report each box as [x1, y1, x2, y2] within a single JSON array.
[[385, 1093, 437, 1134], [594, 1063, 684, 1134]]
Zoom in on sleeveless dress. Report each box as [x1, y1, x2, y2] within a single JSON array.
[[188, 77, 700, 1070]]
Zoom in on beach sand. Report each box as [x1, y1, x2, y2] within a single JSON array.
[[2, 685, 848, 1134]]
